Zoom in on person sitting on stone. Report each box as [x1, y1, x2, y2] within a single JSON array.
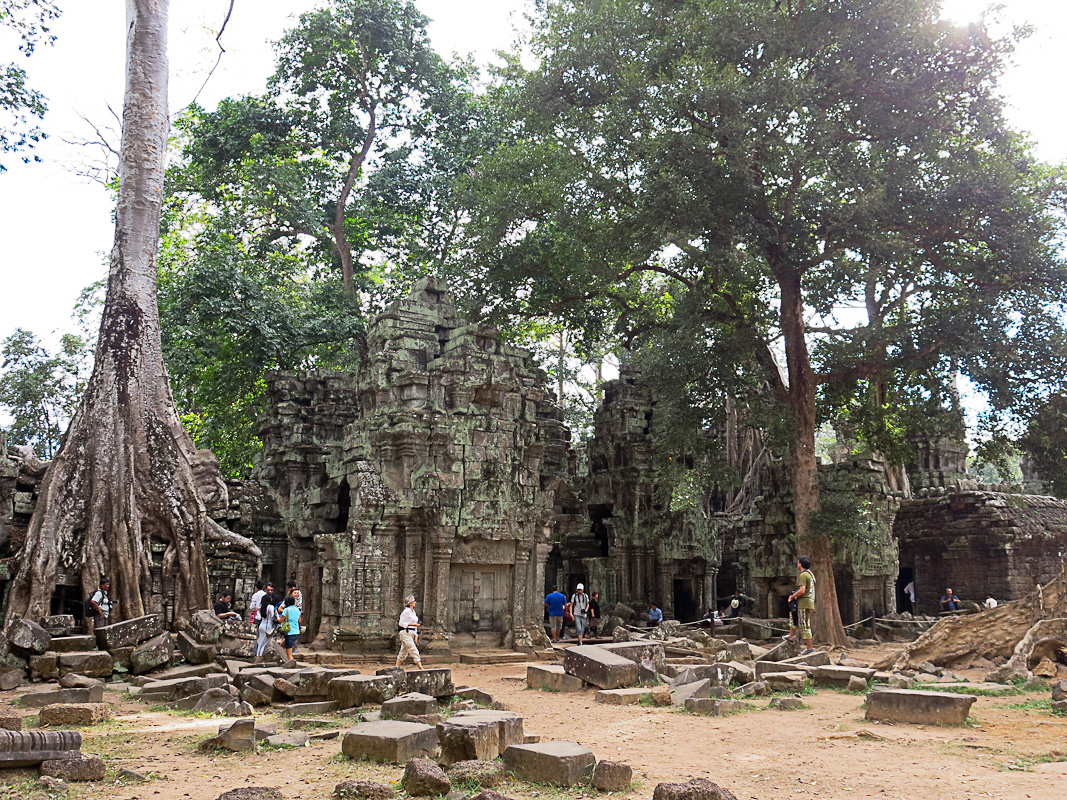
[[213, 591, 240, 619], [648, 603, 663, 627], [984, 594, 998, 610], [940, 588, 963, 612]]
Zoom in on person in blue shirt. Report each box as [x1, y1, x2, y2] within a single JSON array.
[[276, 596, 302, 661], [545, 589, 567, 642], [648, 603, 663, 627], [940, 588, 963, 612]]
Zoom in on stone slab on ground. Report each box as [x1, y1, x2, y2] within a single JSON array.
[[503, 741, 596, 787], [200, 718, 258, 752], [593, 761, 633, 792], [58, 651, 113, 678], [670, 678, 711, 707], [94, 614, 163, 651], [281, 701, 340, 716], [563, 646, 639, 689], [131, 633, 175, 674], [762, 671, 807, 692], [402, 757, 452, 796], [29, 653, 58, 681], [0, 668, 24, 690], [780, 651, 831, 668], [40, 755, 106, 781], [382, 693, 438, 720], [450, 710, 524, 752], [598, 641, 667, 667], [437, 716, 501, 766], [329, 675, 397, 709], [405, 668, 455, 698], [8, 619, 51, 654], [723, 661, 754, 684], [216, 788, 285, 800], [755, 660, 811, 678], [526, 665, 584, 693], [220, 719, 277, 742], [39, 703, 111, 726], [595, 688, 652, 705], [178, 631, 219, 665], [810, 665, 876, 688], [0, 729, 82, 767], [684, 698, 747, 716], [769, 697, 804, 710], [265, 731, 311, 748], [20, 685, 105, 708], [332, 780, 395, 800], [653, 777, 739, 800], [446, 760, 506, 788], [141, 674, 230, 702], [341, 721, 440, 763], [49, 636, 96, 654], [864, 689, 977, 725], [0, 711, 21, 731]]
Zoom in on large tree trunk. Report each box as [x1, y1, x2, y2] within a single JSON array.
[[779, 271, 849, 648], [4, 0, 258, 628]]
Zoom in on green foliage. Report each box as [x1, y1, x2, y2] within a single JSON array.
[[0, 0, 59, 170], [0, 328, 90, 457], [1018, 394, 1067, 497], [466, 0, 1067, 518]]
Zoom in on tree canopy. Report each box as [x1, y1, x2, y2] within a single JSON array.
[[0, 0, 58, 170]]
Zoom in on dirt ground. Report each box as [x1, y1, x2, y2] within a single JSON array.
[[3, 644, 1066, 800]]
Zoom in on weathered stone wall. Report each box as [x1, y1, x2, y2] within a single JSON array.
[[262, 278, 576, 652], [726, 455, 902, 624], [565, 368, 722, 622], [896, 490, 1067, 614]]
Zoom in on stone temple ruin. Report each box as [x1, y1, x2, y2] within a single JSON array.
[[3, 277, 1067, 652]]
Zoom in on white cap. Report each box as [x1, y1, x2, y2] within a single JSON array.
[[576, 583, 584, 590]]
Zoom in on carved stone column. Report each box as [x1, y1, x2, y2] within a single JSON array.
[[510, 547, 531, 649], [656, 561, 674, 618], [703, 567, 718, 615], [535, 542, 552, 603]]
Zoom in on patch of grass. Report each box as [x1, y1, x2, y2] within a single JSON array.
[[923, 684, 1022, 697], [997, 697, 1053, 712], [1001, 749, 1067, 772]]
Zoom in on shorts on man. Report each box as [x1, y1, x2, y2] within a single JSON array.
[[549, 615, 563, 634]]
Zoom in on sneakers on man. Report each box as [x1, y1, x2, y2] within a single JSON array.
[[800, 648, 815, 656], [782, 635, 792, 641]]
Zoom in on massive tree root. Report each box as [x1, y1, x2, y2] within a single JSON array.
[[879, 564, 1067, 673]]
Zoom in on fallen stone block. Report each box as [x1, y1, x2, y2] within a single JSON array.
[[450, 710, 524, 752], [49, 636, 97, 654], [273, 677, 299, 699], [454, 687, 494, 707], [864, 689, 977, 726], [21, 685, 105, 708], [41, 615, 77, 637], [39, 703, 111, 726], [811, 665, 876, 688], [154, 662, 227, 681], [200, 718, 257, 752], [593, 760, 633, 792], [58, 650, 113, 678], [762, 671, 807, 692], [723, 661, 754, 684], [220, 719, 277, 742], [40, 755, 106, 782], [191, 689, 240, 715], [0, 711, 21, 731], [8, 619, 51, 654], [406, 668, 455, 699], [141, 674, 230, 702], [265, 731, 311, 748], [563, 646, 639, 689], [526, 665, 584, 693], [402, 757, 452, 796], [670, 668, 700, 687], [447, 759, 506, 788], [29, 652, 59, 681], [382, 693, 438, 720], [780, 651, 831, 668], [216, 789, 285, 800], [341, 720, 439, 763], [94, 614, 163, 651], [178, 631, 219, 665], [653, 777, 739, 800], [188, 610, 224, 644], [670, 678, 711, 707], [888, 674, 913, 689], [1052, 680, 1067, 702], [0, 668, 24, 690], [329, 675, 397, 708], [754, 660, 808, 678], [241, 685, 271, 707], [502, 741, 596, 787], [638, 658, 659, 685], [217, 634, 256, 659], [739, 681, 770, 697], [0, 729, 82, 767], [769, 697, 804, 710], [684, 698, 746, 715], [848, 675, 870, 692], [1052, 700, 1067, 713], [437, 716, 500, 766], [282, 701, 340, 716], [333, 780, 395, 800], [116, 768, 150, 782], [595, 688, 652, 705], [651, 686, 671, 706], [598, 640, 667, 668], [37, 775, 69, 794], [130, 633, 175, 674], [58, 674, 104, 689], [295, 668, 361, 701]]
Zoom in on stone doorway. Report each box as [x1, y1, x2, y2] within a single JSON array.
[[449, 566, 512, 647], [673, 578, 698, 622]]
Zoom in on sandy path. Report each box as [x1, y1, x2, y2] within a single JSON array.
[[5, 655, 1065, 800]]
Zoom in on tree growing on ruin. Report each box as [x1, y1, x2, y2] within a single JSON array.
[[470, 0, 1067, 645], [4, 0, 259, 626]]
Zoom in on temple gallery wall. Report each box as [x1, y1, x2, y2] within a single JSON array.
[[3, 277, 1067, 652]]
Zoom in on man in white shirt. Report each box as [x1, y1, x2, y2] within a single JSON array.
[[86, 578, 113, 636], [570, 583, 590, 645], [984, 595, 998, 609], [248, 580, 266, 626], [396, 595, 425, 670]]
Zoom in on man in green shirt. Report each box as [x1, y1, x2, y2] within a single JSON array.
[[784, 556, 816, 655]]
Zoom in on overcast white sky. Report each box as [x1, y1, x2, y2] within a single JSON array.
[[0, 0, 1065, 348]]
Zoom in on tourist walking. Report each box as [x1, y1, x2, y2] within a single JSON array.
[[588, 591, 601, 638], [248, 580, 266, 626], [256, 591, 278, 657], [276, 596, 302, 662], [85, 578, 113, 636], [570, 583, 590, 645], [784, 556, 816, 655], [396, 595, 425, 670], [545, 588, 566, 642]]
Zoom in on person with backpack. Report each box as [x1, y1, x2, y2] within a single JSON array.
[[784, 556, 816, 655], [275, 595, 302, 661], [84, 578, 113, 635], [256, 591, 279, 657], [570, 583, 590, 645]]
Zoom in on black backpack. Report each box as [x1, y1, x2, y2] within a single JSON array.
[[84, 594, 100, 618]]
